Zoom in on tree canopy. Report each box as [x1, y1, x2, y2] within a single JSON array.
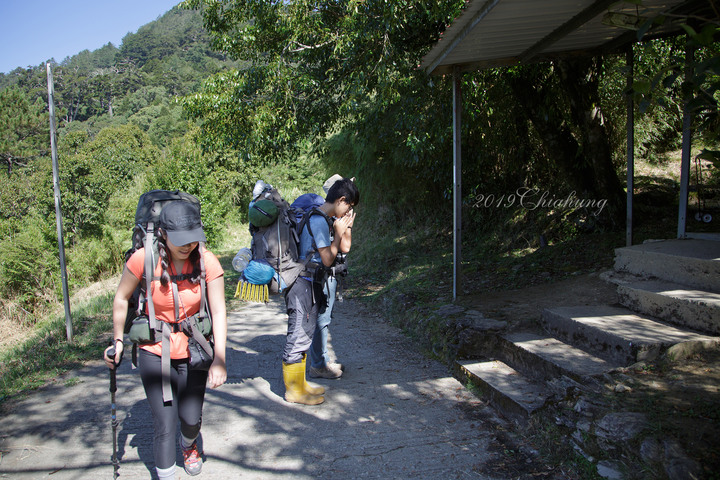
[[181, 0, 463, 176]]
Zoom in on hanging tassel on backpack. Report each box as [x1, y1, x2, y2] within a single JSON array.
[[234, 279, 269, 303]]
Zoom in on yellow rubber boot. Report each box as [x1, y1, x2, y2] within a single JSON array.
[[301, 354, 325, 396], [282, 361, 324, 405]]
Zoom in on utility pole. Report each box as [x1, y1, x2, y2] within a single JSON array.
[[46, 63, 73, 342]]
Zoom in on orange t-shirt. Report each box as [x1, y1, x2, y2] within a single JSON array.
[[126, 247, 224, 359]]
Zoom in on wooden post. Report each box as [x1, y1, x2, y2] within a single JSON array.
[[453, 67, 462, 300], [626, 45, 634, 247], [46, 63, 73, 342]]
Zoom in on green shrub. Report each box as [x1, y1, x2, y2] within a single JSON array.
[[66, 233, 124, 289], [142, 137, 231, 247], [0, 213, 58, 313], [105, 175, 150, 251], [60, 124, 159, 242]]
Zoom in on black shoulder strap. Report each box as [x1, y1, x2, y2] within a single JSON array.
[[299, 208, 334, 252]]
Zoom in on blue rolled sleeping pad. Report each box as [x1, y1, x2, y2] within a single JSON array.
[[243, 259, 275, 285]]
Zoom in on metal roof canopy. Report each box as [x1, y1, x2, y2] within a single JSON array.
[[420, 0, 714, 300], [421, 0, 696, 74]]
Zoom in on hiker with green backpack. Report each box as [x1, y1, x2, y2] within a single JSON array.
[[103, 198, 227, 479], [282, 177, 359, 404], [238, 177, 358, 405]]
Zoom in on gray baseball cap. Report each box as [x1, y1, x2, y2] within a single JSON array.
[[160, 201, 206, 246]]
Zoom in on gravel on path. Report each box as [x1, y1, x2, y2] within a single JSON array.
[[1, 297, 509, 479]]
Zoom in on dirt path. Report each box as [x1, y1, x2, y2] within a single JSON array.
[[461, 271, 619, 329], [0, 296, 539, 479]]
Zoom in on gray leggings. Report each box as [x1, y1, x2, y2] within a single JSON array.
[[138, 348, 208, 469]]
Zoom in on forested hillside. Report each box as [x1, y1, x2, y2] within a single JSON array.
[[0, 1, 718, 333], [0, 6, 242, 324]]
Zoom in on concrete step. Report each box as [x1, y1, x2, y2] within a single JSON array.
[[500, 332, 621, 382], [458, 359, 549, 423], [614, 239, 720, 292], [541, 305, 719, 365], [604, 271, 720, 335]]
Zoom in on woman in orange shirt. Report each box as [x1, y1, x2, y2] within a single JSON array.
[[104, 201, 226, 479]]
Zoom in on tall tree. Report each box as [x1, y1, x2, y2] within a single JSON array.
[[181, 0, 463, 166], [508, 59, 626, 226], [0, 87, 48, 175], [182, 0, 631, 226]]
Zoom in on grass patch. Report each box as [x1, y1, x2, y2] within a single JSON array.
[[0, 291, 114, 409], [347, 206, 628, 365], [216, 207, 252, 257]]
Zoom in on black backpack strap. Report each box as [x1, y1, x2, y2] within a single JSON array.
[[130, 223, 161, 370], [299, 208, 335, 261], [173, 269, 213, 359], [336, 273, 345, 302], [145, 219, 174, 403], [160, 321, 173, 402]]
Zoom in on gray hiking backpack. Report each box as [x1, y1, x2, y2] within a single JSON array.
[[123, 189, 213, 402], [249, 184, 312, 294]]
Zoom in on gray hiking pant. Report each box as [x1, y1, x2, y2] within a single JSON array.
[[283, 278, 318, 364]]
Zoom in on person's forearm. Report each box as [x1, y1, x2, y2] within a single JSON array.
[[112, 267, 140, 341], [212, 312, 227, 364], [321, 236, 341, 266], [112, 296, 129, 340], [340, 229, 352, 253]]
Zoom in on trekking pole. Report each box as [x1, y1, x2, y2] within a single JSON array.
[[107, 346, 120, 479]]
